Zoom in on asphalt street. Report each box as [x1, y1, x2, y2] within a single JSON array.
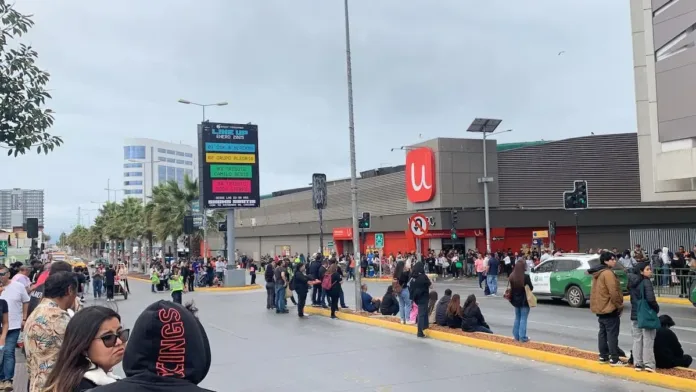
[[352, 276, 696, 360], [101, 279, 677, 391]]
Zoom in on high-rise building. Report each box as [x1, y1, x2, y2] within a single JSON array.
[[123, 138, 198, 204], [0, 188, 44, 228]]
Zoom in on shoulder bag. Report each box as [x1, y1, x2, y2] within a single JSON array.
[[637, 280, 660, 329]]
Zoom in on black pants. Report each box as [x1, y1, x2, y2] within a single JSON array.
[[312, 284, 321, 305], [266, 282, 276, 309], [416, 298, 429, 336], [330, 294, 339, 318], [187, 275, 195, 292], [172, 290, 182, 304], [598, 315, 621, 361], [106, 284, 114, 299], [297, 290, 307, 317], [251, 274, 256, 285]]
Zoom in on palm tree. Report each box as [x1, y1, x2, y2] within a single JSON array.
[[150, 175, 198, 255], [118, 197, 145, 265], [42, 233, 51, 243]]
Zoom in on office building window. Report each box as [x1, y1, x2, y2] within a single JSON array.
[[124, 181, 143, 186], [176, 151, 185, 156], [166, 149, 175, 155], [185, 169, 193, 179], [167, 158, 175, 163], [124, 172, 142, 177], [124, 189, 143, 195], [176, 160, 185, 164], [185, 161, 192, 165], [176, 167, 184, 186], [123, 163, 143, 168], [158, 165, 167, 185], [167, 166, 175, 181], [184, 152, 193, 158], [123, 146, 146, 159], [158, 156, 166, 161], [157, 148, 166, 153]]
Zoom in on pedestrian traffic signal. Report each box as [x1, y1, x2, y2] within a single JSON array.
[[358, 212, 371, 229], [563, 180, 589, 210], [452, 210, 458, 225], [450, 228, 458, 240]]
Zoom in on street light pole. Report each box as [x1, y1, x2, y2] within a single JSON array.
[[343, 0, 362, 311], [178, 98, 229, 264]]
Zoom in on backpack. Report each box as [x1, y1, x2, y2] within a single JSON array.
[[392, 278, 402, 294], [289, 275, 296, 291], [321, 273, 333, 290]]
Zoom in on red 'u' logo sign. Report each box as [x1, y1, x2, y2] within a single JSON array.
[[405, 147, 435, 203]]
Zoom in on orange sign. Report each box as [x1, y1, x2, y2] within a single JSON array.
[[405, 147, 435, 203], [332, 227, 353, 240]]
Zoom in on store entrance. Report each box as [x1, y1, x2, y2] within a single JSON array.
[[442, 238, 467, 254]]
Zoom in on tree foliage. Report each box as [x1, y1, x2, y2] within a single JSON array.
[[0, 0, 61, 156]]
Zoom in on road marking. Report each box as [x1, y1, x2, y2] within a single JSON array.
[[206, 323, 248, 340], [674, 326, 696, 333]]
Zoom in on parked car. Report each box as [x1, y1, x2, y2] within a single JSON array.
[[528, 253, 629, 308]]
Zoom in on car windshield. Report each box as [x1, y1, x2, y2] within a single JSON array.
[[588, 258, 600, 268]]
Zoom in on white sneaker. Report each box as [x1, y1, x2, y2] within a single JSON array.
[[406, 321, 416, 325]]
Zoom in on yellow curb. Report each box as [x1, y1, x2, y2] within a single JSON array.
[[623, 295, 692, 306], [127, 276, 261, 292], [361, 278, 392, 283], [195, 285, 261, 292], [303, 307, 696, 391]]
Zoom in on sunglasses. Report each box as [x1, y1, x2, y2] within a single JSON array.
[[97, 329, 130, 348]]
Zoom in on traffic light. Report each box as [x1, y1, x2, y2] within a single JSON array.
[[452, 210, 458, 225], [563, 180, 589, 210], [358, 212, 371, 229], [450, 228, 458, 240]]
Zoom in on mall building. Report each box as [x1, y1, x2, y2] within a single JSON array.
[[226, 133, 696, 260]]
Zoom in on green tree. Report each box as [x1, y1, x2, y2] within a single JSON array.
[[57, 232, 66, 246], [151, 176, 198, 250], [0, 0, 61, 156]]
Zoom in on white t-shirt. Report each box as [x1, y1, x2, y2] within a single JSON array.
[[216, 261, 227, 273], [1, 281, 30, 330]]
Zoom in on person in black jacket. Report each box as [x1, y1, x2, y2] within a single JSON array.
[[317, 260, 329, 309], [293, 263, 319, 318], [43, 306, 126, 391], [264, 260, 276, 310], [654, 315, 692, 369], [104, 265, 116, 302], [309, 256, 322, 306], [409, 261, 432, 337], [90, 301, 211, 392], [326, 263, 342, 319], [380, 286, 399, 316], [435, 289, 452, 326], [508, 260, 533, 343], [445, 294, 463, 329], [461, 294, 492, 333], [628, 262, 659, 372]]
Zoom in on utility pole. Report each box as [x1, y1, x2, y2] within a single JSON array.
[[77, 206, 81, 226], [104, 179, 112, 203]]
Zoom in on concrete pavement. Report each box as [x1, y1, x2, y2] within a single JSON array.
[[105, 279, 676, 391], [351, 279, 696, 361]]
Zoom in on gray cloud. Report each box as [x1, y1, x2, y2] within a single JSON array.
[[11, 0, 636, 235]]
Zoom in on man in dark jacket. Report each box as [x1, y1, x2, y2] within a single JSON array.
[[435, 289, 452, 326], [589, 252, 625, 366], [409, 262, 432, 338], [316, 260, 328, 308], [309, 256, 322, 306], [92, 300, 212, 392]]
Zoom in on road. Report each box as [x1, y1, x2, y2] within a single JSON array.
[[86, 279, 676, 391], [353, 277, 696, 359]]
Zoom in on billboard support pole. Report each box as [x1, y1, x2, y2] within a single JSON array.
[[226, 209, 235, 265], [318, 208, 324, 256]]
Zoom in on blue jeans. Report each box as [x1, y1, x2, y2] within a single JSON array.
[[275, 285, 287, 312], [487, 275, 498, 295], [93, 279, 103, 298], [661, 265, 670, 286], [398, 287, 412, 322], [513, 306, 530, 342], [0, 329, 19, 381]]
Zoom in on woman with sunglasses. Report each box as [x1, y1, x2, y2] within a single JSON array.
[[43, 306, 129, 392]]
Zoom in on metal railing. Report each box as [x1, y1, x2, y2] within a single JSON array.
[[649, 268, 695, 297]]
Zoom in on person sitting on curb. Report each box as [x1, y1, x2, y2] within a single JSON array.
[[427, 291, 438, 325], [655, 315, 693, 369], [360, 284, 381, 313], [379, 286, 399, 316], [461, 294, 493, 334], [435, 289, 452, 326], [444, 294, 463, 329]]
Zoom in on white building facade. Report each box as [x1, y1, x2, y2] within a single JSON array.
[[123, 138, 198, 203]]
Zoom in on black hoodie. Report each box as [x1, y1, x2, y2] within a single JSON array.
[[91, 300, 213, 392]]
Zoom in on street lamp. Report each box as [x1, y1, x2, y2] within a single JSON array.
[[177, 99, 228, 122], [466, 118, 512, 253], [342, 0, 363, 312]]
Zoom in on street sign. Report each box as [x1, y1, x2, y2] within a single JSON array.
[[375, 233, 384, 248], [198, 122, 260, 209], [409, 214, 429, 237], [533, 230, 548, 239], [191, 200, 203, 228], [0, 240, 7, 258], [327, 241, 334, 248]]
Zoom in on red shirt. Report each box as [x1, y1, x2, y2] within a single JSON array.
[[36, 270, 50, 285]]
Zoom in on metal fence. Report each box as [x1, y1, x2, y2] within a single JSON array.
[[649, 268, 694, 297], [629, 228, 696, 254]]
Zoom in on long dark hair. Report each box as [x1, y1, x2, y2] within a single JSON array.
[[446, 294, 462, 317], [43, 306, 121, 392], [509, 260, 527, 289], [463, 294, 477, 311], [393, 261, 405, 279]]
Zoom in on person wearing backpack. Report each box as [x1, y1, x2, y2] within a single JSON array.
[[629, 262, 660, 372], [265, 260, 276, 310], [323, 263, 342, 319]]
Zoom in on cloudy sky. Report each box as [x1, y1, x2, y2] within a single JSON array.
[[9, 0, 635, 236]]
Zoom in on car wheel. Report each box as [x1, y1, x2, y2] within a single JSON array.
[[566, 285, 585, 308]]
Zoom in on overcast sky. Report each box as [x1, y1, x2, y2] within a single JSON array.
[[10, 0, 635, 236]]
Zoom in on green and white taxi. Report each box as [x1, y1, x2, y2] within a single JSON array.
[[529, 254, 628, 308]]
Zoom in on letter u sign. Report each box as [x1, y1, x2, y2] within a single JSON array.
[[405, 147, 435, 203]]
